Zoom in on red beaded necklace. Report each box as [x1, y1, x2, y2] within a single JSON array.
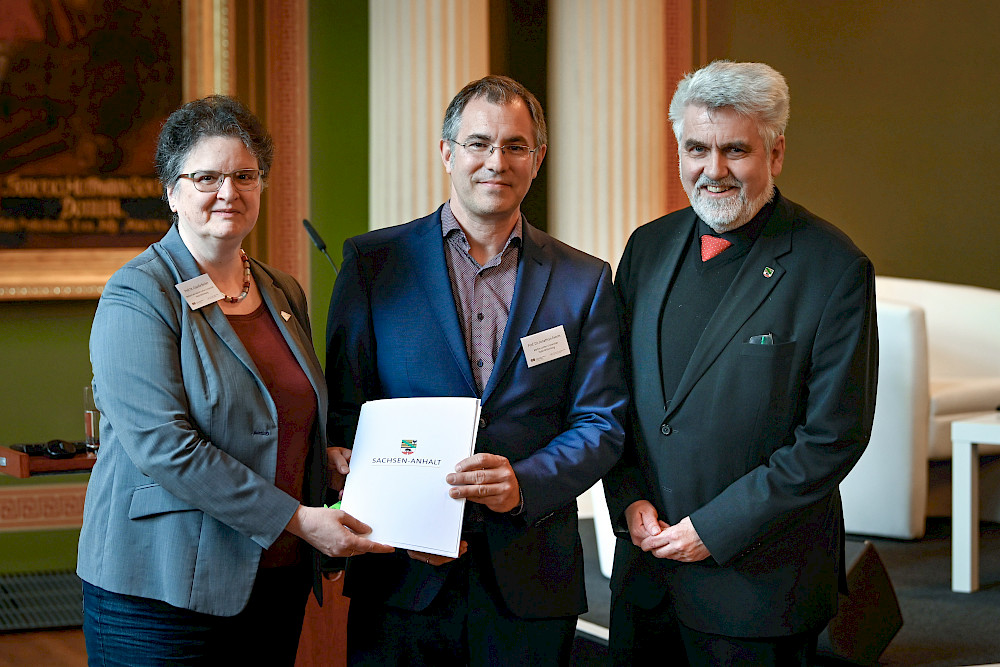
[[220, 249, 252, 303]]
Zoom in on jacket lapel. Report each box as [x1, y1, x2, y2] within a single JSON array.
[[159, 225, 329, 457], [155, 225, 262, 377], [666, 199, 793, 417], [253, 268, 326, 404], [482, 222, 551, 403], [632, 214, 690, 414], [410, 211, 478, 395]]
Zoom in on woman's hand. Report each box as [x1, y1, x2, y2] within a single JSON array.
[[285, 505, 394, 558]]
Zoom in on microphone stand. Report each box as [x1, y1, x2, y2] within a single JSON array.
[[302, 219, 339, 276]]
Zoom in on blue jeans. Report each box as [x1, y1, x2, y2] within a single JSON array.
[[82, 565, 311, 667]]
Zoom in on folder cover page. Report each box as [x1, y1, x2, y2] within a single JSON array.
[[339, 396, 481, 557]]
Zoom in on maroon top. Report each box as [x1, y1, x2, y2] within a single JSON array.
[[228, 302, 317, 568]]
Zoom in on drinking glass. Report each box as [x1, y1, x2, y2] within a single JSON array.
[[84, 386, 100, 452]]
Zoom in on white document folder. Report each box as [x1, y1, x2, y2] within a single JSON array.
[[339, 396, 481, 558]]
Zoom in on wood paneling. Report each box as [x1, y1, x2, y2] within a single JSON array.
[[295, 574, 350, 667]]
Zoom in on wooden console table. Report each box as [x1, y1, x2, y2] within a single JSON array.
[[0, 444, 97, 478], [0, 444, 93, 532]]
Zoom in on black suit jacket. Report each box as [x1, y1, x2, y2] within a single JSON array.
[[326, 207, 628, 619], [605, 194, 878, 637]]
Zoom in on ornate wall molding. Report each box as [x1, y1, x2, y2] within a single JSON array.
[[182, 0, 235, 100], [263, 0, 310, 290], [0, 484, 87, 533], [182, 0, 310, 291]]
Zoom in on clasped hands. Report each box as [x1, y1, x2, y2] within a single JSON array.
[[624, 500, 710, 563], [321, 447, 519, 566]]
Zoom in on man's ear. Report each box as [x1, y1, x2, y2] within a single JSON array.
[[770, 135, 785, 178], [531, 144, 547, 178], [440, 139, 454, 174]]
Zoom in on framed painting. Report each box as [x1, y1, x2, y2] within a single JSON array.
[[0, 0, 184, 300]]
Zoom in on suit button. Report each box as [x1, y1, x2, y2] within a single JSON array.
[[479, 417, 487, 429], [660, 423, 672, 436]]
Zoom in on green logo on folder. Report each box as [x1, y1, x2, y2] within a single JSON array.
[[401, 439, 417, 455]]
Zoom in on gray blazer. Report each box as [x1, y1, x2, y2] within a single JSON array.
[[77, 224, 329, 616]]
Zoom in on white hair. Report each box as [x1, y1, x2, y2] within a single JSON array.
[[669, 61, 789, 151]]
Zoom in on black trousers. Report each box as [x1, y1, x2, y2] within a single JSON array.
[[347, 536, 577, 666], [610, 586, 819, 667]]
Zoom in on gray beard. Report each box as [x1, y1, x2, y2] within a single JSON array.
[[689, 177, 775, 233]]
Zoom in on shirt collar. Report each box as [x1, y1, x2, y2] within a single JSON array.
[[441, 200, 523, 253]]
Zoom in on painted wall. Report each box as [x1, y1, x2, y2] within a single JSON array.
[[0, 301, 97, 446], [307, 1, 369, 362], [0, 301, 97, 571], [712, 0, 1000, 290]]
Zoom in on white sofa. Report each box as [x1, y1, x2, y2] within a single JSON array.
[[841, 276, 1000, 539]]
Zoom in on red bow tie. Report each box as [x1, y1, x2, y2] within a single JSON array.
[[700, 235, 732, 261]]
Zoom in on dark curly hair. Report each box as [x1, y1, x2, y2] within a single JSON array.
[[155, 95, 274, 204]]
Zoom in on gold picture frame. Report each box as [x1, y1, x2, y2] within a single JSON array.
[[0, 247, 146, 300], [0, 0, 309, 301], [0, 0, 234, 301]]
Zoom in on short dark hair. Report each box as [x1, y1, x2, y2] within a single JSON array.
[[155, 95, 274, 198], [441, 75, 547, 148]]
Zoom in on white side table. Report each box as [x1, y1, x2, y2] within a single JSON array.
[[951, 412, 1000, 592]]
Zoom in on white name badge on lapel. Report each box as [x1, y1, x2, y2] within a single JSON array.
[[175, 275, 225, 310], [521, 325, 571, 367]]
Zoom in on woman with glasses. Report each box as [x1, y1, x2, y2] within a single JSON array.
[[77, 95, 391, 666]]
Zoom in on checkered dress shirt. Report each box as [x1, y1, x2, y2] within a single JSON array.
[[441, 201, 522, 394]]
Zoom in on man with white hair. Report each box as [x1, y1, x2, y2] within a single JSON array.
[[605, 61, 879, 665]]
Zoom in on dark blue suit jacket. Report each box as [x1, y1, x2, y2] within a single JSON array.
[[606, 194, 878, 637], [325, 206, 628, 618]]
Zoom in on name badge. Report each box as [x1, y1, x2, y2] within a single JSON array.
[[520, 325, 571, 367], [175, 274, 225, 310]]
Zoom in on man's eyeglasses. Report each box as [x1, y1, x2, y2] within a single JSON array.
[[451, 140, 539, 161], [178, 169, 264, 192]]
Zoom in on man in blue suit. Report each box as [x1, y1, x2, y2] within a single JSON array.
[[325, 75, 628, 665]]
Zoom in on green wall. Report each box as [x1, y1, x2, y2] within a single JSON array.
[[0, 301, 98, 572], [713, 0, 1000, 290], [0, 300, 98, 445], [307, 2, 369, 362]]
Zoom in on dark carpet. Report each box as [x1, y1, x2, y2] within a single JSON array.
[[572, 517, 1000, 666]]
